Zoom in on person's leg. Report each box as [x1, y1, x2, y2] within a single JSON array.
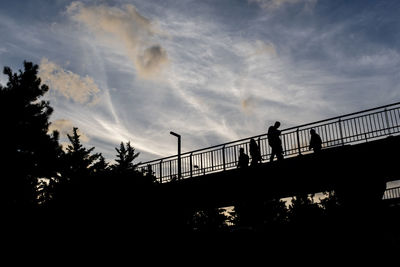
[[270, 147, 276, 162], [277, 146, 284, 161]]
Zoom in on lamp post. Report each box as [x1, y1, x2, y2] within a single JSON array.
[[170, 131, 181, 180]]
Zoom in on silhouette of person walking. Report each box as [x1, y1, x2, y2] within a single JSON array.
[[249, 138, 262, 166], [237, 147, 249, 168], [268, 121, 283, 162], [309, 129, 322, 153]]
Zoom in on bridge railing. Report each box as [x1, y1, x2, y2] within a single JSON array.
[[383, 186, 400, 200], [138, 102, 400, 183]]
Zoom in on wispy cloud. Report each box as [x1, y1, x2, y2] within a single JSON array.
[[39, 58, 100, 105], [249, 0, 317, 10], [66, 1, 168, 79], [3, 0, 397, 164]]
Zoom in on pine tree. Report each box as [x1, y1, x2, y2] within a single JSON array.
[[91, 154, 109, 175], [62, 127, 102, 180], [112, 141, 140, 175], [50, 127, 105, 213], [0, 61, 62, 211]]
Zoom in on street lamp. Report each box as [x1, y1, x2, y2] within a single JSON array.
[[170, 131, 181, 180]]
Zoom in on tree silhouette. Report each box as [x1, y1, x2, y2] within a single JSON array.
[[65, 127, 101, 175], [112, 141, 140, 175], [0, 61, 62, 212], [261, 198, 289, 227], [288, 194, 324, 226], [91, 154, 110, 175], [233, 197, 289, 231], [189, 207, 231, 232], [53, 127, 103, 207]]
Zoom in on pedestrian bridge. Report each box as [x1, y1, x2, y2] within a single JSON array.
[[136, 102, 400, 208], [138, 101, 400, 184]]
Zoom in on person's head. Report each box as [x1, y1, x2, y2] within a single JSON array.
[[310, 129, 316, 135], [240, 147, 244, 153], [274, 121, 281, 128]]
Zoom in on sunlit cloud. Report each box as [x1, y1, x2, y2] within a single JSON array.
[[253, 40, 277, 56], [48, 118, 90, 143], [241, 96, 257, 115], [39, 58, 100, 105], [66, 1, 168, 79], [137, 45, 168, 78]]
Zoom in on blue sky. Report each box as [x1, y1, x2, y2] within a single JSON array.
[[1, 0, 400, 163]]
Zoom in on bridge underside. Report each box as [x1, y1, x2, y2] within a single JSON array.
[[160, 136, 400, 209]]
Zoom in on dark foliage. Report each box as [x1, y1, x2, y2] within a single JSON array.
[[0, 61, 159, 233], [0, 61, 62, 213]]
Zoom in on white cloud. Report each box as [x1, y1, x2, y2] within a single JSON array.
[[39, 58, 100, 105]]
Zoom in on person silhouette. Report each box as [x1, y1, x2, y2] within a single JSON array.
[[268, 121, 283, 162], [237, 147, 249, 168], [249, 138, 261, 166], [309, 129, 322, 153]]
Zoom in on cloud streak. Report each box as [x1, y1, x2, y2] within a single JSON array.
[[249, 0, 317, 9]]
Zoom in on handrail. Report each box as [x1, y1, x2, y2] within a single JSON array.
[[141, 101, 400, 164], [383, 186, 400, 200], [138, 101, 400, 182]]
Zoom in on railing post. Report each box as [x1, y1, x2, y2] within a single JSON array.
[[339, 118, 344, 145], [177, 139, 181, 179], [169, 160, 173, 181], [190, 153, 193, 178], [296, 128, 302, 155], [234, 146, 237, 167], [211, 151, 214, 171], [384, 108, 391, 135], [222, 145, 226, 171], [159, 160, 163, 183], [200, 153, 203, 175]]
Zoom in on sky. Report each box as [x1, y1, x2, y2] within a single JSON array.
[[1, 0, 400, 163]]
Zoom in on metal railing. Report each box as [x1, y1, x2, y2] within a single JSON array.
[[138, 102, 400, 183], [383, 186, 400, 200]]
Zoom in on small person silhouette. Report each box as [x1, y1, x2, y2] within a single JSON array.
[[309, 129, 322, 153], [249, 138, 262, 166], [268, 121, 283, 162], [237, 147, 249, 168]]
